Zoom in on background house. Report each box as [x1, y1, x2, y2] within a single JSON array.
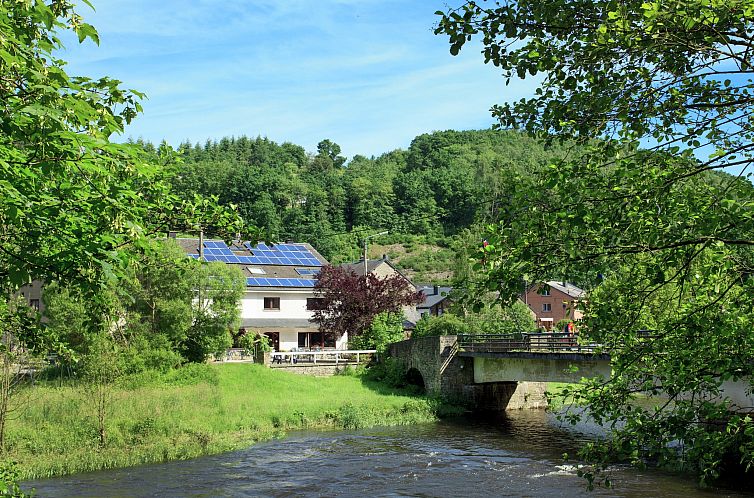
[[178, 238, 346, 351], [17, 280, 44, 314], [522, 281, 585, 330], [338, 256, 413, 282], [416, 284, 452, 318]]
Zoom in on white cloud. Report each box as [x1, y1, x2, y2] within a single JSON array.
[[69, 1, 535, 157]]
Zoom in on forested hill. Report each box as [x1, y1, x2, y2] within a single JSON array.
[[162, 129, 571, 282]]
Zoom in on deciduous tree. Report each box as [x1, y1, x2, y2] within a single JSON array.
[[184, 258, 246, 362], [312, 265, 423, 342], [0, 0, 245, 295], [349, 312, 406, 353], [437, 0, 754, 485], [44, 240, 246, 364], [0, 297, 42, 453]]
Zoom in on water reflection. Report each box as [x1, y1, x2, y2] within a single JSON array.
[[26, 411, 752, 497]]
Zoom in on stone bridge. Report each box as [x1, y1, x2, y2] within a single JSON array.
[[387, 334, 611, 411], [388, 334, 754, 412]]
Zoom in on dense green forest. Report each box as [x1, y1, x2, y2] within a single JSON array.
[[146, 129, 573, 283], [135, 129, 750, 289]]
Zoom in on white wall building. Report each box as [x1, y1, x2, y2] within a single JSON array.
[[178, 238, 347, 352]]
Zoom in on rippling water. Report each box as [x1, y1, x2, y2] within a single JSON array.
[[26, 410, 752, 497]]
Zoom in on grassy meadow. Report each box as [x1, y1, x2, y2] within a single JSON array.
[[10, 363, 456, 480]]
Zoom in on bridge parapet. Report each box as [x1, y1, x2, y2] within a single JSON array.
[[459, 333, 602, 354]]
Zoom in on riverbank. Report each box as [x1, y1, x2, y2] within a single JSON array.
[[10, 363, 461, 480], [30, 413, 752, 498]]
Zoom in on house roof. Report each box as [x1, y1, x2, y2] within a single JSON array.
[[544, 281, 586, 299], [176, 238, 328, 289], [241, 317, 317, 329], [338, 258, 416, 289], [339, 258, 390, 275], [416, 284, 453, 309]]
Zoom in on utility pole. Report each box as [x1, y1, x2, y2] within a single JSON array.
[[198, 228, 204, 310], [363, 231, 388, 277]]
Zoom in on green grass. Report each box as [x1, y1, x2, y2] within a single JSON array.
[[9, 364, 456, 480]]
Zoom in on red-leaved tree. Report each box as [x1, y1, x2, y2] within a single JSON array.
[[312, 265, 424, 340]]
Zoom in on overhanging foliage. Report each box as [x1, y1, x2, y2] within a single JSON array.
[[437, 0, 754, 486]]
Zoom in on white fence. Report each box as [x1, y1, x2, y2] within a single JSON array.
[[270, 349, 376, 365]]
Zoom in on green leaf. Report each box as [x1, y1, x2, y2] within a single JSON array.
[[76, 23, 100, 45]]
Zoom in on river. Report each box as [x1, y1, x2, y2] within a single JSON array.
[[26, 410, 752, 497]]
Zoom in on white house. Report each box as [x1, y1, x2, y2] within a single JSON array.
[[178, 238, 348, 352]]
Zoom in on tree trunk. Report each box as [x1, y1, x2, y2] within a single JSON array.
[[0, 354, 12, 453], [98, 384, 107, 447]]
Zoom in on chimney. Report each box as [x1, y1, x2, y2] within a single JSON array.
[[382, 254, 388, 261], [433, 285, 440, 295]]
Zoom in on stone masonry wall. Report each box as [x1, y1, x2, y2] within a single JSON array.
[[440, 355, 475, 404], [388, 335, 450, 394], [272, 364, 344, 377], [389, 335, 550, 411]]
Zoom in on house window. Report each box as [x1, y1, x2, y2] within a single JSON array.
[[542, 303, 552, 312], [263, 297, 280, 311], [306, 298, 325, 311], [29, 299, 40, 311], [248, 267, 266, 275], [540, 288, 550, 296], [298, 332, 335, 349]]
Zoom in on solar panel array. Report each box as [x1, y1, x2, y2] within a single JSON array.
[[243, 242, 322, 266], [295, 268, 319, 276], [191, 240, 322, 266], [246, 277, 316, 288]]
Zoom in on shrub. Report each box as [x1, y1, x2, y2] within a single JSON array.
[[364, 357, 408, 388], [348, 312, 405, 353], [0, 461, 31, 498], [412, 313, 468, 338], [337, 364, 366, 377], [239, 331, 271, 356], [115, 335, 183, 376], [338, 403, 361, 430], [162, 363, 219, 386], [130, 417, 158, 444]]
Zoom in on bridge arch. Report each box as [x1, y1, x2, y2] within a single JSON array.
[[404, 368, 426, 394], [387, 335, 459, 395]]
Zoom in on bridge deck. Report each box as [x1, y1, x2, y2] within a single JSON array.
[[459, 350, 610, 361]]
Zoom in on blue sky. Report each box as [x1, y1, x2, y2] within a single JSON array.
[[60, 1, 534, 159]]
